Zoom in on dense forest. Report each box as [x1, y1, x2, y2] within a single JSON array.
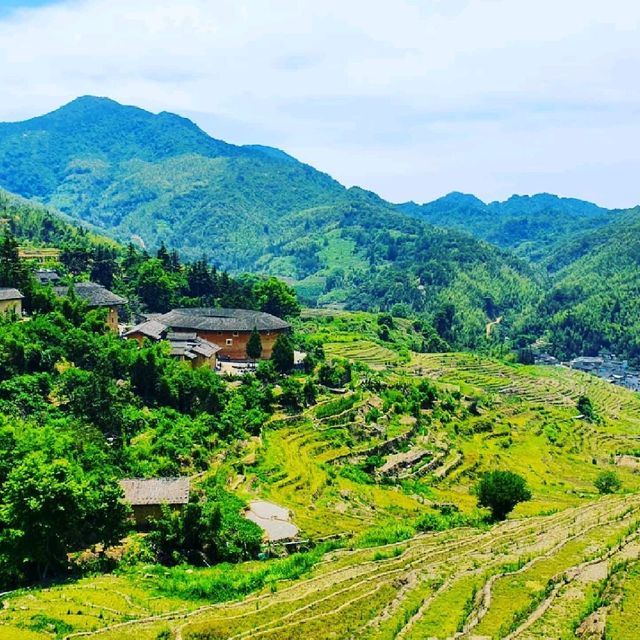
[[1, 97, 640, 364]]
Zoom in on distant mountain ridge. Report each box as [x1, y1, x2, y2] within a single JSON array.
[[398, 192, 619, 261], [0, 96, 546, 348]]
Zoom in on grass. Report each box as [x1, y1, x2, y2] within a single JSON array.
[[5, 312, 640, 638]]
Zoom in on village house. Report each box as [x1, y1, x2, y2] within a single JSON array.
[[123, 322, 222, 369], [54, 282, 127, 331], [34, 269, 61, 285], [0, 288, 24, 316], [18, 247, 61, 263], [166, 332, 221, 368], [119, 477, 190, 526], [125, 308, 290, 361]]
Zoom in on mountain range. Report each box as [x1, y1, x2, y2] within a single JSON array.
[[1, 96, 639, 359]]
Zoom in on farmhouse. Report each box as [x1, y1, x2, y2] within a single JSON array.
[[34, 269, 61, 285], [0, 288, 23, 316], [126, 308, 290, 361], [166, 332, 221, 368], [119, 477, 190, 526], [54, 282, 127, 331], [18, 247, 61, 263]]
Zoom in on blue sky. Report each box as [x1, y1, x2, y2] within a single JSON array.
[[0, 0, 55, 16], [0, 0, 639, 208]]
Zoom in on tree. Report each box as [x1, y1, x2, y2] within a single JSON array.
[[253, 277, 300, 318], [476, 470, 532, 521], [135, 259, 177, 312], [246, 327, 263, 361], [0, 451, 128, 584], [279, 377, 304, 412], [594, 470, 621, 495], [271, 333, 294, 374], [577, 395, 598, 423]]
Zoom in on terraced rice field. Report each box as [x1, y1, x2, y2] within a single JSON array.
[[325, 340, 400, 369], [5, 495, 639, 639], [237, 419, 424, 538], [408, 352, 640, 430]]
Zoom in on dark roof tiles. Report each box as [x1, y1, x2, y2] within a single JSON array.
[[54, 282, 127, 307], [158, 308, 289, 332], [0, 288, 24, 301]]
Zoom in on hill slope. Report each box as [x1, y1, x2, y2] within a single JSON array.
[[0, 98, 542, 347], [398, 192, 619, 261], [525, 206, 640, 362]]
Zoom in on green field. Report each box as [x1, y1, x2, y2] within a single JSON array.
[[3, 313, 640, 639]]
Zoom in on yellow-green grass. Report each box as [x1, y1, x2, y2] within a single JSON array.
[[473, 513, 639, 638], [0, 574, 201, 640], [606, 562, 640, 640], [7, 495, 632, 639], [236, 422, 424, 538], [325, 340, 400, 367]]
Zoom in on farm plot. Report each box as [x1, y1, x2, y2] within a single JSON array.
[[9, 494, 635, 639]]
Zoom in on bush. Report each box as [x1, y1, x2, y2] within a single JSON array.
[[594, 470, 621, 494], [476, 470, 532, 521]]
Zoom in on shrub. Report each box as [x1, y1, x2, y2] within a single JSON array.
[[594, 470, 621, 494], [475, 470, 532, 521]]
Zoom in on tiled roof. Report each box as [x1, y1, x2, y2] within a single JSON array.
[[54, 282, 127, 307], [119, 477, 190, 506], [158, 308, 289, 332], [0, 288, 24, 301], [168, 333, 221, 359], [34, 270, 61, 284], [123, 319, 168, 340]]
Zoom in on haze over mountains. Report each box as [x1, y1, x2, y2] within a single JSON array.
[[1, 96, 639, 359]]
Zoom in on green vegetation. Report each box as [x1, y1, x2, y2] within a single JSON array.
[[595, 470, 622, 495], [399, 191, 616, 262], [476, 470, 532, 521]]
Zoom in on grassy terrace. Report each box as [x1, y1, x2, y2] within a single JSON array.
[[2, 495, 639, 639], [4, 311, 640, 639]]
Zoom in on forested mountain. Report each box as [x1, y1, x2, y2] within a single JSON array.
[[0, 187, 113, 248], [523, 207, 640, 362], [0, 96, 344, 267], [398, 192, 619, 261], [0, 98, 544, 348]]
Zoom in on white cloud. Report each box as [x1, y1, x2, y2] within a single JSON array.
[[0, 0, 639, 207]]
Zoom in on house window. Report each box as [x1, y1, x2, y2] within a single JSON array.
[[226, 338, 233, 346], [233, 332, 239, 337]]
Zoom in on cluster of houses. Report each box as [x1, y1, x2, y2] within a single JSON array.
[[1, 268, 291, 370], [534, 351, 640, 392], [124, 307, 290, 368], [2, 262, 298, 536]]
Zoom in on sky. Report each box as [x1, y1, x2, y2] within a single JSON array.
[[1, 0, 639, 208]]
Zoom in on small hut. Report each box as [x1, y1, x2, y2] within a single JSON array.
[[119, 477, 190, 526]]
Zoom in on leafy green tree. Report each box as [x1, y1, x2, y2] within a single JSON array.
[[271, 333, 294, 374], [0, 451, 128, 584], [253, 277, 300, 318], [577, 395, 598, 422], [279, 377, 304, 412], [246, 327, 263, 361], [90, 245, 118, 289], [135, 259, 177, 312], [0, 230, 32, 300], [594, 470, 621, 494], [476, 470, 532, 521]]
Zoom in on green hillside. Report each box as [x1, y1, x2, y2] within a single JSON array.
[[3, 310, 640, 639], [0, 187, 114, 249], [0, 98, 543, 349], [524, 207, 640, 362], [398, 192, 619, 262]]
